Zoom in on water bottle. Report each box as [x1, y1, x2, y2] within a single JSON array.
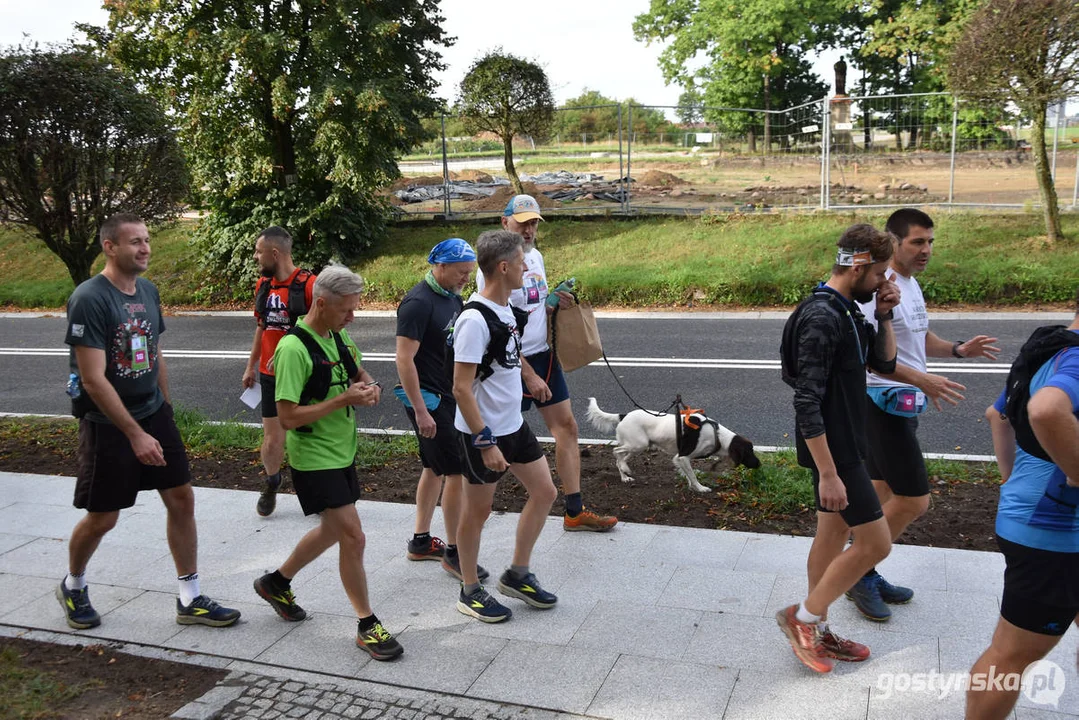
[[545, 277, 576, 308], [66, 373, 81, 399]]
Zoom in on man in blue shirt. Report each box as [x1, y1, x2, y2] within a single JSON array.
[[967, 290, 1079, 719]]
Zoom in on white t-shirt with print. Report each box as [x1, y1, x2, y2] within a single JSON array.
[[858, 271, 929, 389], [452, 293, 525, 437], [477, 246, 550, 356]]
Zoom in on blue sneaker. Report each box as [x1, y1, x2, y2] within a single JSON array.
[[457, 586, 512, 623], [497, 570, 557, 609], [176, 595, 241, 627], [845, 574, 891, 621], [875, 572, 914, 604], [56, 582, 101, 630]]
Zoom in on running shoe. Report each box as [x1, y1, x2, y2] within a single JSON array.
[[497, 570, 558, 609], [176, 595, 241, 627], [406, 535, 446, 561], [56, 582, 100, 630], [254, 573, 306, 621], [820, 627, 870, 662], [564, 508, 618, 532], [356, 621, 403, 660], [441, 552, 489, 582], [775, 604, 833, 673], [457, 586, 512, 623]]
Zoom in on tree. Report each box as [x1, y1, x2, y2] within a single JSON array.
[[84, 0, 448, 286], [634, 0, 840, 154], [457, 51, 554, 194], [0, 47, 187, 286], [676, 89, 704, 126], [949, 0, 1079, 242]]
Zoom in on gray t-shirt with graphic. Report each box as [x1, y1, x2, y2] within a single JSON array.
[[65, 274, 166, 423]]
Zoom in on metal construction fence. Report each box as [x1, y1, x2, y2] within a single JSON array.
[[392, 93, 1079, 218]]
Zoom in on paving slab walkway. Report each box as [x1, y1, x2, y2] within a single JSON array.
[[1, 471, 1075, 720]]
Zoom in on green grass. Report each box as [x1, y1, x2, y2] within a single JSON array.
[[699, 450, 1001, 515], [370, 212, 1079, 307], [0, 645, 102, 719], [0, 221, 206, 308], [4, 211, 1079, 309]]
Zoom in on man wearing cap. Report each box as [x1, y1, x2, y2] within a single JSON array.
[[394, 239, 488, 583], [477, 194, 618, 532]]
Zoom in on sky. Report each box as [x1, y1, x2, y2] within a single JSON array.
[[0, 0, 842, 108]]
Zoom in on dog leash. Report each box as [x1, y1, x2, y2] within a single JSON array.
[[550, 296, 682, 419]]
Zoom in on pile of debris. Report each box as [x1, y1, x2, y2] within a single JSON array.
[[389, 170, 627, 206]]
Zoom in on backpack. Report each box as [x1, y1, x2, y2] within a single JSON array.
[[780, 289, 863, 388], [445, 301, 529, 383], [255, 269, 314, 327], [285, 326, 359, 407], [1003, 325, 1079, 462]]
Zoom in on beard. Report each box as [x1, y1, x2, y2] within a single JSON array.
[[853, 287, 876, 304], [259, 266, 276, 278]]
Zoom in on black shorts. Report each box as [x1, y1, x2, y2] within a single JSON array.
[[260, 373, 278, 419], [458, 423, 545, 485], [811, 462, 884, 528], [290, 465, 361, 516], [521, 350, 570, 411], [405, 400, 464, 476], [865, 400, 929, 497], [998, 535, 1079, 636], [74, 402, 190, 513]]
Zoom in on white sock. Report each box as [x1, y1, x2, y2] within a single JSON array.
[[818, 620, 830, 634], [178, 572, 201, 606], [65, 572, 87, 591], [795, 601, 821, 625]]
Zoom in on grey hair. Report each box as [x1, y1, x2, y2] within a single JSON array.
[[313, 264, 365, 299], [476, 230, 523, 276]]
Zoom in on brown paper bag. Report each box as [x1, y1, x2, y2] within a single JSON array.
[[549, 301, 604, 372]]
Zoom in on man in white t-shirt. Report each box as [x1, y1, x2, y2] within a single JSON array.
[[451, 229, 559, 623], [477, 194, 618, 532], [853, 209, 1001, 621]]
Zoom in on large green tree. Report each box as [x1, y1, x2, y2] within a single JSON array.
[[457, 50, 554, 194], [949, 0, 1079, 243], [634, 0, 840, 154], [0, 47, 187, 286], [84, 0, 448, 286]]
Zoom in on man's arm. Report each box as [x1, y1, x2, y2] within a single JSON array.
[[277, 384, 375, 431], [1028, 386, 1079, 486], [74, 345, 166, 466], [986, 404, 1015, 482], [926, 330, 1000, 360], [877, 362, 966, 411], [395, 336, 436, 437], [452, 361, 508, 472], [242, 324, 263, 389]]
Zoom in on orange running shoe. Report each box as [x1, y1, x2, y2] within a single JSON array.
[[775, 605, 834, 673], [820, 627, 870, 662], [563, 508, 618, 532]]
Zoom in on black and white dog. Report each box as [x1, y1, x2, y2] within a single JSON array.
[[586, 397, 762, 493]]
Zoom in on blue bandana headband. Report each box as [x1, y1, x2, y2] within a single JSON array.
[[427, 238, 476, 265]]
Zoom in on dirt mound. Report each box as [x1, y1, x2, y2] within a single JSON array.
[[455, 169, 495, 183], [389, 175, 445, 191], [468, 182, 560, 212], [636, 170, 687, 187]]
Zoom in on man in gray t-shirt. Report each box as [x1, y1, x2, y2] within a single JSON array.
[[58, 212, 239, 632]]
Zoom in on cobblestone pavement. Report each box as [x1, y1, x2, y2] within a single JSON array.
[[175, 669, 587, 720]]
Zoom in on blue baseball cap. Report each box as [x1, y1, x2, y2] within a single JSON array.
[[503, 194, 544, 222], [427, 238, 476, 265]]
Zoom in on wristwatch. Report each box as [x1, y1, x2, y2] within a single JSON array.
[[874, 309, 894, 321], [952, 341, 965, 359]]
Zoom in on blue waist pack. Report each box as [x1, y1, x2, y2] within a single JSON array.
[[868, 385, 927, 419], [392, 384, 441, 411]]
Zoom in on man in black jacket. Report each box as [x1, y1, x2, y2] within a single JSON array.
[[777, 223, 900, 673]]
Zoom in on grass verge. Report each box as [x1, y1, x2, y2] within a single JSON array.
[[3, 212, 1077, 309], [0, 645, 102, 719]]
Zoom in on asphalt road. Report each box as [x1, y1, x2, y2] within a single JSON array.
[[0, 312, 1066, 457]]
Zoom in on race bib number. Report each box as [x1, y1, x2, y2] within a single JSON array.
[[131, 335, 149, 372]]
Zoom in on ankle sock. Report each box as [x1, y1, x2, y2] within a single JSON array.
[[357, 614, 379, 633], [863, 567, 877, 580], [412, 532, 431, 545], [445, 544, 458, 558], [565, 492, 583, 517], [178, 572, 201, 606], [266, 471, 281, 489], [463, 582, 481, 595], [509, 565, 529, 580], [65, 572, 87, 591], [795, 602, 821, 625], [269, 569, 291, 589]]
